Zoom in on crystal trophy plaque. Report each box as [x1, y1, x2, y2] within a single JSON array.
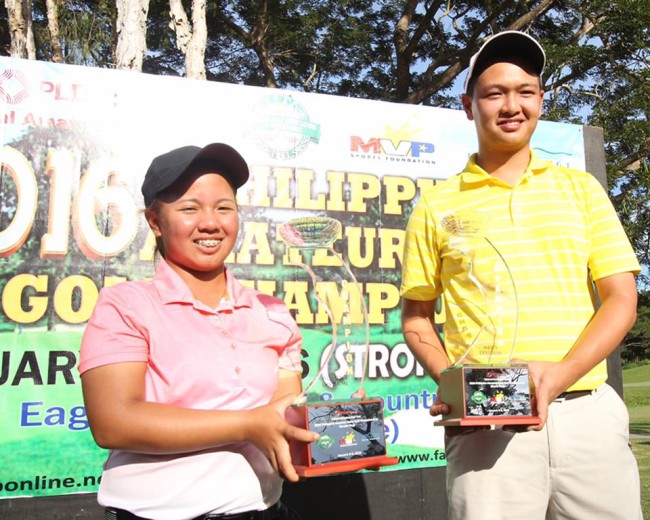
[[433, 213, 541, 427], [280, 216, 399, 477]]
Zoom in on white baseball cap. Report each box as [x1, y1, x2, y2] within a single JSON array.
[[464, 31, 546, 92]]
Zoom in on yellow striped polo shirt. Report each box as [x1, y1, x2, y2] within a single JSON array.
[[400, 152, 640, 390]]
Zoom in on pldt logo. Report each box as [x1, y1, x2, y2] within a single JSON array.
[[0, 69, 31, 104], [350, 136, 435, 158]]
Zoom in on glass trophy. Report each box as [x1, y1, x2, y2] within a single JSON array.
[[279, 216, 399, 477], [433, 212, 541, 427]]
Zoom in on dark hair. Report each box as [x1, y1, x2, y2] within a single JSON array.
[[143, 200, 166, 260]]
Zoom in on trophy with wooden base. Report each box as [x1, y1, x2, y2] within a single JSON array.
[[433, 213, 541, 428], [280, 216, 399, 477]]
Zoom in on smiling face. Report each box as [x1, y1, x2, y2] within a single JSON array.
[[462, 60, 544, 159], [145, 172, 239, 285]]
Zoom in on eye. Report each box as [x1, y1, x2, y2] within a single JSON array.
[[520, 85, 540, 96]]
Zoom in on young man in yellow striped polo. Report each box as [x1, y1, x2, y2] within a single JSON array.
[[400, 31, 643, 519]]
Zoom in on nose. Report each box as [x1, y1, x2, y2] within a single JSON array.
[[197, 209, 222, 231], [502, 92, 520, 114]]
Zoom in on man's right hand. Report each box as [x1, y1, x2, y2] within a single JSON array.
[[429, 392, 450, 417]]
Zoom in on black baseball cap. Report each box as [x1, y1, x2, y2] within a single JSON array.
[[141, 143, 249, 207], [464, 31, 546, 93]]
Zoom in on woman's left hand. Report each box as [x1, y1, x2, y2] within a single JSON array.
[[243, 393, 319, 482]]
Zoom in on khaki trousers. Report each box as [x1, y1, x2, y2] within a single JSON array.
[[445, 384, 643, 520]]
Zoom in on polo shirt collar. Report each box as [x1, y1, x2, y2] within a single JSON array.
[[460, 150, 550, 187], [153, 259, 254, 309]]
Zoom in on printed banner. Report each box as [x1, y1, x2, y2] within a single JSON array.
[[0, 56, 586, 498]]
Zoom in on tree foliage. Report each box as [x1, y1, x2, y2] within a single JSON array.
[[1, 0, 649, 296], [26, 0, 114, 66]]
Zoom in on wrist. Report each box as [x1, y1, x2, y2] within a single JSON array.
[[237, 409, 257, 443], [556, 358, 584, 390]]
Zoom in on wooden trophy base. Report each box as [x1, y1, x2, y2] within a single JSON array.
[[433, 364, 542, 427], [286, 398, 399, 477], [435, 416, 542, 427], [294, 455, 400, 478]]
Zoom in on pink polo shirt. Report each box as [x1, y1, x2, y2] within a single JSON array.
[[79, 260, 302, 520]]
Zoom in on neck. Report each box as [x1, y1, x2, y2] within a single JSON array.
[[191, 277, 227, 308], [167, 261, 228, 307], [475, 146, 531, 185]]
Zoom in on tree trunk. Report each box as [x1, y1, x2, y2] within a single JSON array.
[[394, 0, 418, 102], [4, 0, 36, 59], [114, 0, 150, 71], [45, 0, 64, 63], [249, 0, 277, 88], [214, 0, 278, 88], [168, 0, 207, 79]]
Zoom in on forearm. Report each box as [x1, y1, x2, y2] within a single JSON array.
[[401, 298, 450, 383], [404, 326, 450, 383], [82, 363, 299, 454], [524, 273, 637, 429], [560, 272, 637, 387], [87, 397, 269, 454], [529, 272, 637, 399]]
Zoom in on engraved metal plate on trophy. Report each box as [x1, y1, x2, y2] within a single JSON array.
[[433, 213, 541, 427], [280, 216, 399, 477]]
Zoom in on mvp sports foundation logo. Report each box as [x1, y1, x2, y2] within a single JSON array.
[[248, 94, 321, 160], [350, 133, 436, 165]]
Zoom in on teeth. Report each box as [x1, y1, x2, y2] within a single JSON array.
[[197, 239, 221, 247]]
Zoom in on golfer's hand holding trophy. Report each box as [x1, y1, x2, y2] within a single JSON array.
[[434, 212, 542, 427], [279, 216, 399, 477]]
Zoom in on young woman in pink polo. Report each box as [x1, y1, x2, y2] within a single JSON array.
[[79, 143, 316, 520]]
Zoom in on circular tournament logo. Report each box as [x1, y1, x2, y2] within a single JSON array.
[[249, 94, 321, 160], [317, 434, 334, 450], [470, 390, 487, 404]]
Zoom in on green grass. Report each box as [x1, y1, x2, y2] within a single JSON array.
[[624, 363, 650, 435], [623, 363, 650, 517], [631, 437, 650, 520]]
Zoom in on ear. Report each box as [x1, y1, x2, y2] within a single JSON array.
[[145, 208, 163, 238], [538, 90, 545, 116], [461, 93, 474, 121]]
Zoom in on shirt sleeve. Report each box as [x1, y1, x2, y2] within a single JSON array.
[[256, 293, 303, 373], [585, 174, 641, 280], [400, 191, 443, 301], [79, 284, 150, 375], [277, 316, 302, 373]]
